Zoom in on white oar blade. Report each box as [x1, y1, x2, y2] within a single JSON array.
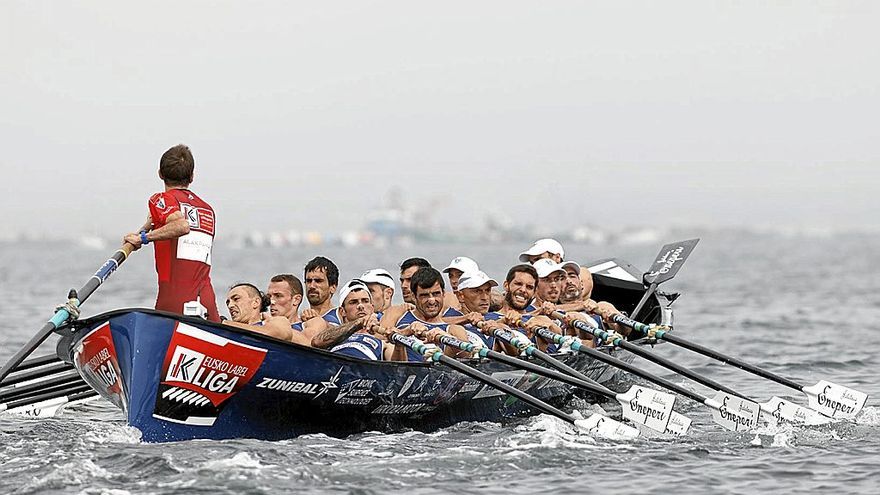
[[575, 413, 640, 440], [665, 411, 692, 436], [617, 385, 679, 434], [708, 392, 761, 432], [803, 380, 868, 420], [761, 397, 832, 426]]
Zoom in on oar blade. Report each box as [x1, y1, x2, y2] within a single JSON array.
[[643, 238, 700, 286], [761, 397, 832, 426], [708, 392, 761, 432], [617, 385, 682, 435], [574, 413, 640, 440], [665, 411, 692, 436], [803, 380, 868, 420]]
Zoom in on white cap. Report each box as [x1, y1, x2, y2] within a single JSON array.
[[518, 238, 565, 262], [338, 279, 372, 306], [532, 258, 567, 278], [442, 256, 479, 274], [360, 268, 396, 291], [457, 270, 499, 291], [560, 260, 581, 274]]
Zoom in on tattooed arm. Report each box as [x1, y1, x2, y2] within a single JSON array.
[[311, 318, 365, 349]]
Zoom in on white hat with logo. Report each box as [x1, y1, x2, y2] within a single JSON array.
[[518, 238, 565, 262], [442, 256, 479, 274], [338, 279, 372, 305], [360, 268, 396, 291], [532, 258, 567, 278], [457, 270, 499, 291]]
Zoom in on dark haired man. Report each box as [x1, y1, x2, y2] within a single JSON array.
[[302, 256, 340, 322], [381, 267, 470, 360], [124, 144, 220, 321], [398, 257, 431, 305], [310, 280, 388, 360]]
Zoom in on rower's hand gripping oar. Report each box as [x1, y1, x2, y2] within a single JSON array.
[[534, 326, 761, 432], [438, 331, 691, 435], [610, 314, 868, 421], [0, 243, 135, 383], [389, 332, 640, 440], [631, 238, 699, 320]]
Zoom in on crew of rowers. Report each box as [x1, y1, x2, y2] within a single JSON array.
[[220, 238, 630, 362]]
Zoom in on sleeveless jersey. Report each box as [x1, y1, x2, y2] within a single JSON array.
[[395, 310, 445, 362], [330, 333, 384, 360], [148, 188, 219, 321], [322, 307, 342, 326], [443, 307, 463, 318], [292, 321, 304, 332]]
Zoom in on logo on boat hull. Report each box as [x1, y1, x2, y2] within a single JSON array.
[[74, 322, 126, 411], [153, 323, 267, 427]]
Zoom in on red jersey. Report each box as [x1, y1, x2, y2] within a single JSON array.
[[148, 189, 220, 321]]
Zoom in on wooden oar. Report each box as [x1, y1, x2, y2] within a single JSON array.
[[0, 361, 74, 388], [0, 243, 134, 383], [436, 333, 691, 435], [389, 333, 640, 439], [0, 371, 84, 402], [631, 238, 699, 320], [610, 314, 867, 421], [533, 327, 761, 432], [1, 386, 99, 416]]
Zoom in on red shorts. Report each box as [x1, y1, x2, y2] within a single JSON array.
[[155, 280, 220, 322]]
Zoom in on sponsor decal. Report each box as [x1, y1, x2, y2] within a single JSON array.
[[74, 322, 126, 411], [153, 323, 267, 426], [472, 370, 530, 399], [397, 375, 417, 398], [645, 246, 685, 280], [457, 382, 481, 396], [180, 202, 215, 235], [371, 403, 428, 415], [335, 378, 377, 406], [816, 384, 858, 417], [255, 368, 342, 400]]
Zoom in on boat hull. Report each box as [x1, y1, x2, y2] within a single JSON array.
[[62, 310, 643, 442]]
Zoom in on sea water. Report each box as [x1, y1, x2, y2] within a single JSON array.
[[1, 232, 879, 494]]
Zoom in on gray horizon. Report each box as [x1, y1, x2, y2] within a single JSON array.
[[2, 2, 877, 239]]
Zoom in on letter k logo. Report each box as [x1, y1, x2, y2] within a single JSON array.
[[171, 353, 196, 381]]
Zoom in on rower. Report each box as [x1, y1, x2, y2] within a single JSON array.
[[441, 256, 479, 315], [450, 270, 509, 349], [531, 259, 602, 341], [266, 274, 304, 329], [359, 268, 396, 316], [381, 267, 470, 360], [492, 263, 593, 352], [398, 257, 431, 305], [303, 256, 341, 324], [310, 280, 388, 360], [519, 238, 595, 305], [222, 283, 309, 344]]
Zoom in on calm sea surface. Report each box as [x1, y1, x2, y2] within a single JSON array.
[[2, 232, 879, 494]]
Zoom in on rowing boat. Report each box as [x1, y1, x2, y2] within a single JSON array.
[[44, 258, 674, 442]]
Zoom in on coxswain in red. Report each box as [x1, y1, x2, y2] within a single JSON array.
[[124, 144, 220, 321]]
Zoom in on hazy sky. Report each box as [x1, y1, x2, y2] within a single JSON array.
[[2, 2, 878, 238]]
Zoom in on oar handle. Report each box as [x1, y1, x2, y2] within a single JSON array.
[[438, 333, 613, 398], [389, 333, 577, 423], [610, 314, 653, 334], [0, 243, 136, 383]]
